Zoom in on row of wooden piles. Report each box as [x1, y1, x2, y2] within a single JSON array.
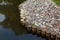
[[23, 23, 60, 40]]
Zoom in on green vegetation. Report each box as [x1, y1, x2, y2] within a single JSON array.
[[31, 24, 36, 26], [53, 0, 60, 6]]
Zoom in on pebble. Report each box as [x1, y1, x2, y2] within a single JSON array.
[[19, 0, 60, 32]]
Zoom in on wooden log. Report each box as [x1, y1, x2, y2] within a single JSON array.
[[24, 22, 29, 28], [56, 33, 60, 40], [26, 25, 32, 33], [37, 27, 42, 36], [41, 28, 46, 38], [45, 27, 51, 40], [51, 31, 56, 40], [32, 26, 37, 34]]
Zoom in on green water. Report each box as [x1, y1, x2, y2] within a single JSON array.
[[0, 0, 27, 35]]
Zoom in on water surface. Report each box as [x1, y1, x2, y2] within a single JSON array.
[[0, 25, 46, 40], [0, 0, 27, 34], [0, 0, 46, 40]]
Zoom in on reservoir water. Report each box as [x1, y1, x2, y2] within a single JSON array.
[[0, 0, 46, 40]]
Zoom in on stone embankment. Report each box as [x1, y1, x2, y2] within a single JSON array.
[[19, 0, 60, 40]]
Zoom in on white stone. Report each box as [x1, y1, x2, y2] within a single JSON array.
[[20, 9, 25, 15], [21, 19, 24, 22], [36, 14, 39, 16], [0, 13, 6, 23]]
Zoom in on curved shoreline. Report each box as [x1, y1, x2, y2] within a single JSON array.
[[19, 0, 60, 40]]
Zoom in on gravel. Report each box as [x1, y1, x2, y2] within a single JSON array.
[[19, 0, 60, 33]]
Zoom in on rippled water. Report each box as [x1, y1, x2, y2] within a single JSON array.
[[0, 0, 46, 40]]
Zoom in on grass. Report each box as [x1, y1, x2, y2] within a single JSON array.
[[53, 0, 60, 6]]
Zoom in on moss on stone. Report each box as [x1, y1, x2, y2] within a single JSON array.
[[31, 23, 36, 26]]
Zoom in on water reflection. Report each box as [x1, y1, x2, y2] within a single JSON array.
[[0, 25, 46, 40], [0, 0, 46, 40], [0, 13, 6, 23], [0, 25, 16, 40], [16, 34, 46, 40], [0, 1, 13, 5], [0, 0, 27, 35]]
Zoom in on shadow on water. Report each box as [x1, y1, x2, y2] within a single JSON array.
[[0, 25, 46, 40], [0, 0, 27, 35], [0, 0, 46, 40]]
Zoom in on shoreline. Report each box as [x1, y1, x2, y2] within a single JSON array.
[[19, 0, 60, 40]]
